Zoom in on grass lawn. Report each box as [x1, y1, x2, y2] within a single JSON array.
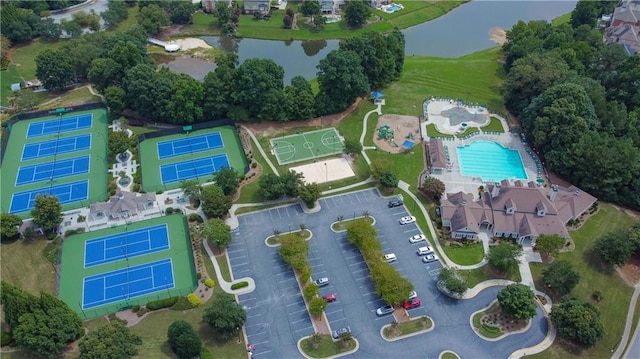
[[461, 265, 521, 288], [0, 239, 56, 295], [331, 216, 374, 232], [456, 126, 480, 138], [299, 334, 356, 358], [267, 229, 311, 245], [378, 1, 468, 30], [38, 86, 102, 110], [528, 203, 639, 359], [483, 116, 505, 133], [472, 302, 503, 338], [382, 316, 432, 339], [215, 254, 232, 282], [552, 12, 572, 26], [0, 65, 23, 107], [442, 241, 485, 265], [425, 123, 454, 138]]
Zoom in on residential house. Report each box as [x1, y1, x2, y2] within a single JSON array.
[[202, 0, 233, 13], [610, 0, 640, 27], [244, 0, 271, 15], [440, 180, 597, 245], [605, 23, 640, 54], [89, 192, 157, 222]]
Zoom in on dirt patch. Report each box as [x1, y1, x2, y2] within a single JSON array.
[[619, 253, 640, 286], [373, 114, 421, 154], [489, 27, 506, 45], [480, 305, 528, 334]]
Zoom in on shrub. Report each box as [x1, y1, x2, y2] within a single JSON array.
[[299, 265, 312, 283], [230, 281, 249, 290], [303, 283, 318, 300], [592, 290, 603, 302], [146, 296, 179, 310], [166, 207, 174, 215], [131, 304, 141, 313], [136, 307, 150, 317], [1, 331, 14, 346], [156, 190, 164, 194], [251, 162, 258, 168], [188, 213, 203, 223], [77, 215, 86, 223], [204, 278, 215, 288], [196, 272, 202, 280], [187, 293, 202, 307], [131, 183, 141, 192]]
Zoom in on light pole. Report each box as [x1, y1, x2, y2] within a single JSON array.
[[324, 162, 328, 183]]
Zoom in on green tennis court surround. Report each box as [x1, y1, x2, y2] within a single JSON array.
[[58, 215, 196, 319], [138, 124, 248, 192]]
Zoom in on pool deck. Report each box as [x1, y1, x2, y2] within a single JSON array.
[[423, 114, 543, 200]]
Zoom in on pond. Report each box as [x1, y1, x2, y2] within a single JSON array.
[[162, 1, 577, 82]]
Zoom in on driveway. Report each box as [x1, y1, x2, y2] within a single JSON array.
[[229, 189, 549, 358]]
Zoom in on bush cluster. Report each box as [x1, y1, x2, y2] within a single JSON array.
[[146, 296, 179, 310], [230, 281, 248, 290], [204, 278, 215, 288], [187, 293, 202, 308]]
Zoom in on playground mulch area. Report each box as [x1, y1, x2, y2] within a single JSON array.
[[375, 114, 422, 153]]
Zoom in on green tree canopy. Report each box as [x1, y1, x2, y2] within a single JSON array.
[[379, 172, 398, 189], [234, 58, 286, 121], [497, 283, 537, 320], [201, 185, 232, 219], [542, 260, 580, 296], [108, 130, 133, 159], [343, 138, 362, 155], [1, 213, 23, 240], [437, 267, 468, 296], [35, 49, 75, 91], [308, 297, 328, 316], [371, 263, 414, 305], [203, 218, 232, 248], [166, 76, 204, 124], [298, 183, 321, 208], [283, 76, 316, 121], [370, 158, 393, 180], [534, 234, 565, 257], [79, 321, 142, 359], [258, 173, 286, 200], [551, 298, 604, 346], [88, 58, 123, 92], [180, 179, 202, 201], [594, 230, 636, 266], [486, 242, 521, 274], [212, 166, 240, 196], [203, 292, 247, 339], [300, 0, 320, 20], [316, 49, 369, 115], [344, 0, 370, 28], [420, 176, 445, 201], [279, 235, 309, 270], [137, 4, 170, 35], [1, 281, 37, 331], [102, 0, 129, 28], [31, 195, 62, 234], [104, 85, 127, 113], [166, 320, 202, 359]]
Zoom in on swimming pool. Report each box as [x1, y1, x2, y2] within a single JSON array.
[[387, 4, 402, 12], [457, 141, 527, 182]]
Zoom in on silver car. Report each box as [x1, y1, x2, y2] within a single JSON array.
[[332, 326, 352, 339]]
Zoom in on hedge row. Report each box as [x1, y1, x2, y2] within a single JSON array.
[[146, 296, 179, 310]]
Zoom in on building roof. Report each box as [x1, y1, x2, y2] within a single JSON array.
[[612, 0, 640, 25], [90, 191, 156, 216], [605, 24, 640, 53], [428, 139, 447, 169]]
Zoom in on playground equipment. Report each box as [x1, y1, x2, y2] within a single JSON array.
[[391, 139, 399, 147], [377, 124, 395, 140], [409, 132, 415, 140]]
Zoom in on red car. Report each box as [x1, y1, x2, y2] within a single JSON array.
[[403, 297, 421, 309], [324, 294, 337, 303]]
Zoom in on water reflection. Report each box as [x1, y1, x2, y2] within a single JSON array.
[[301, 40, 328, 57]]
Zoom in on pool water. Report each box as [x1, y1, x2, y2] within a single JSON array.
[[457, 141, 527, 182], [388, 4, 402, 12]]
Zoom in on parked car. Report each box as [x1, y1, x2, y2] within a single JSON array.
[[388, 199, 404, 207], [315, 277, 329, 287], [399, 216, 416, 225], [422, 254, 439, 263], [416, 246, 434, 256], [383, 253, 397, 263], [408, 290, 418, 299], [403, 297, 421, 309], [409, 234, 426, 243], [332, 326, 352, 339], [376, 305, 394, 316], [324, 294, 337, 303]]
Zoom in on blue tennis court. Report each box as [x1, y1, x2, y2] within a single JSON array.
[[26, 114, 93, 138], [82, 259, 174, 309], [84, 224, 170, 267], [160, 154, 230, 184], [22, 134, 92, 161], [157, 132, 224, 159], [15, 155, 90, 186], [9, 180, 89, 213]]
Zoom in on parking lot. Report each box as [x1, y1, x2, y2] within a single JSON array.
[[228, 189, 548, 358]]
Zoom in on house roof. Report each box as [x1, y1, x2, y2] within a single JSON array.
[[605, 24, 640, 53], [428, 139, 447, 169], [612, 0, 640, 25], [90, 192, 156, 215]]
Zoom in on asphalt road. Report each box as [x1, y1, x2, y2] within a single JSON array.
[[228, 189, 549, 358]]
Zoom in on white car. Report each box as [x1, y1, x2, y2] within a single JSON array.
[[315, 277, 329, 287], [422, 254, 439, 263], [384, 253, 397, 262], [399, 216, 416, 225], [408, 290, 418, 299], [332, 326, 352, 339], [409, 234, 426, 243], [416, 246, 434, 256]]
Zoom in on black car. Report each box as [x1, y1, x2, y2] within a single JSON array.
[[387, 199, 403, 208]]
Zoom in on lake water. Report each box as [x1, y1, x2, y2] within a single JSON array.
[[163, 0, 577, 82]]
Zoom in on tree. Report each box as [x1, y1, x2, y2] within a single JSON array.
[[283, 76, 316, 121], [61, 19, 83, 38], [1, 213, 23, 240], [88, 58, 123, 92], [234, 58, 286, 120], [1, 281, 37, 331], [282, 171, 304, 198], [258, 173, 286, 200], [316, 49, 369, 114], [379, 172, 398, 189], [102, 0, 129, 28], [308, 297, 327, 316], [201, 184, 232, 219], [344, 0, 370, 28], [108, 130, 132, 159], [283, 13, 293, 29], [35, 49, 74, 91], [31, 195, 62, 234], [137, 4, 170, 35], [124, 64, 174, 121], [214, 1, 232, 27], [551, 298, 604, 346], [570, 0, 598, 29], [166, 76, 203, 124], [105, 85, 127, 113], [298, 183, 321, 208], [203, 53, 239, 119], [486, 242, 521, 274], [203, 291, 247, 339], [542, 260, 580, 296], [79, 321, 142, 359], [180, 179, 202, 201], [212, 166, 240, 196], [203, 218, 232, 248], [343, 138, 362, 155], [279, 235, 309, 270], [372, 264, 414, 305], [169, 1, 194, 24], [437, 267, 468, 296], [594, 231, 636, 266], [419, 176, 445, 201], [340, 31, 404, 89], [300, 0, 320, 21], [166, 320, 202, 359], [534, 234, 565, 258], [38, 18, 62, 41], [13, 292, 83, 358], [370, 158, 393, 180], [497, 283, 537, 320]]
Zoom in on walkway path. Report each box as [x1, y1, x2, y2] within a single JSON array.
[[358, 103, 383, 165], [202, 238, 256, 295], [240, 125, 279, 176], [616, 282, 640, 359]]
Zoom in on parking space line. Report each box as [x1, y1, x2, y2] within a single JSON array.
[[295, 326, 313, 333], [255, 350, 272, 355], [291, 319, 308, 324], [286, 301, 305, 307], [289, 309, 308, 315]]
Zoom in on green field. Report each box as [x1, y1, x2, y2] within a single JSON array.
[[0, 108, 108, 217], [58, 215, 196, 319], [138, 125, 248, 192], [270, 127, 344, 165]]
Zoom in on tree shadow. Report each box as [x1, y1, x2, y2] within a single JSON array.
[[582, 248, 615, 276]]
